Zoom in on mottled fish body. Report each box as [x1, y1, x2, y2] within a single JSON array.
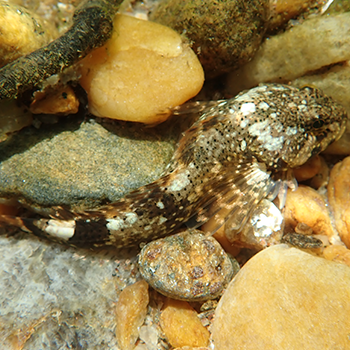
[[1, 84, 347, 248]]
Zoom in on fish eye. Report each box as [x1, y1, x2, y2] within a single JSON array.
[[313, 119, 324, 129]]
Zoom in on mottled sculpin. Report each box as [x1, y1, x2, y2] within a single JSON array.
[[1, 84, 347, 248]]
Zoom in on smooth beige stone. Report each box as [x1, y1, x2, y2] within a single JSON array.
[[79, 14, 204, 124], [328, 156, 350, 248], [227, 13, 350, 95], [212, 244, 350, 350]]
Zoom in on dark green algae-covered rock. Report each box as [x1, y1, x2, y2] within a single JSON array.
[[150, 0, 270, 77]]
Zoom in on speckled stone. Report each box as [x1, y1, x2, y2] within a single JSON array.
[[150, 0, 270, 77], [212, 244, 350, 350], [0, 116, 185, 212], [138, 230, 237, 301], [0, 229, 140, 350]]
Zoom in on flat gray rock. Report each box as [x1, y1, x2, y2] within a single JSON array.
[[0, 116, 182, 211]]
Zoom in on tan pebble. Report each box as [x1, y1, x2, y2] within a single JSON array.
[[293, 155, 321, 182], [324, 123, 350, 155], [323, 244, 350, 266], [269, 0, 319, 29], [116, 280, 149, 350], [160, 298, 209, 348], [328, 156, 350, 248], [212, 244, 350, 350], [308, 155, 330, 189], [295, 222, 313, 235], [272, 0, 317, 15], [284, 185, 334, 239], [0, 1, 56, 67], [173, 347, 209, 350], [79, 14, 204, 124], [30, 86, 79, 115], [212, 226, 241, 257]]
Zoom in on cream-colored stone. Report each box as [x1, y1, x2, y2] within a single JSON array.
[[328, 156, 350, 248], [79, 14, 204, 124], [284, 185, 335, 239], [227, 13, 350, 95], [160, 298, 209, 348], [116, 280, 149, 350], [212, 244, 350, 350]]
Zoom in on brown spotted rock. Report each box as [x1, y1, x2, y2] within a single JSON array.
[[138, 230, 235, 301]]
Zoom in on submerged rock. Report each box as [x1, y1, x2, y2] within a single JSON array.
[[150, 0, 270, 77], [139, 230, 237, 301], [212, 244, 350, 350], [0, 116, 182, 212]]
